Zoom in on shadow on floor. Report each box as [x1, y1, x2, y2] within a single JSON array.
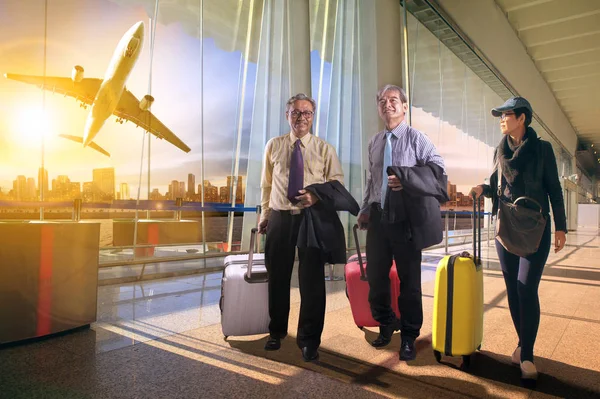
[[228, 334, 600, 399]]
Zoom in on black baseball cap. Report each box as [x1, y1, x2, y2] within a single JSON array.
[[491, 96, 533, 117]]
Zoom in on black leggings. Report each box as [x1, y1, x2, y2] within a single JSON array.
[[496, 220, 551, 362]]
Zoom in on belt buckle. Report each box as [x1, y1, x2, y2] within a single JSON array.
[[291, 208, 301, 215]]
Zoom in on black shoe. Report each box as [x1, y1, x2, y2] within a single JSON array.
[[301, 346, 319, 362], [264, 336, 281, 351], [371, 320, 400, 348], [399, 339, 416, 361]]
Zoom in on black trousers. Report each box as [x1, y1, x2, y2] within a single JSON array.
[[264, 210, 326, 349], [366, 205, 423, 340], [496, 219, 551, 362]]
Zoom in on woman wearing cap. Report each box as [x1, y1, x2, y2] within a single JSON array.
[[470, 96, 567, 380]]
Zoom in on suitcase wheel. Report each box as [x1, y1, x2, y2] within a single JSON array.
[[224, 335, 229, 341], [358, 326, 364, 331], [461, 355, 471, 370], [433, 350, 442, 363]]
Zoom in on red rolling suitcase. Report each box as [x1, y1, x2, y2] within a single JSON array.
[[344, 224, 400, 329]]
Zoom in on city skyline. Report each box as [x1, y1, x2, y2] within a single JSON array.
[[0, 166, 246, 204]]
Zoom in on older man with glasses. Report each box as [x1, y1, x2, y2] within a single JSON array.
[[259, 93, 344, 362]]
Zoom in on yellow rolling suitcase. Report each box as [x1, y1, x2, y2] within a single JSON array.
[[432, 194, 483, 369]]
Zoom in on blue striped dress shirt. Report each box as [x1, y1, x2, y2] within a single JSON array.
[[361, 121, 446, 214]]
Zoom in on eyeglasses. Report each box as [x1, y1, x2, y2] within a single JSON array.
[[288, 110, 314, 119], [500, 112, 515, 121]]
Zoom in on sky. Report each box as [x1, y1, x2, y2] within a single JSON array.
[[0, 0, 497, 199], [0, 0, 255, 196]]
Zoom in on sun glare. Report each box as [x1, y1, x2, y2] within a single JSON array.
[[11, 105, 56, 147]]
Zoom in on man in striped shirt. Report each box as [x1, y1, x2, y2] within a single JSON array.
[[358, 84, 445, 361]]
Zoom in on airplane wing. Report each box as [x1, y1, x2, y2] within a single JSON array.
[[114, 89, 191, 153], [4, 73, 102, 105]]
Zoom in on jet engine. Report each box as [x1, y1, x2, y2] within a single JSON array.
[[71, 65, 84, 82], [139, 94, 154, 111]]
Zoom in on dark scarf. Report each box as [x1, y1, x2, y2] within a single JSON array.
[[496, 127, 538, 184]]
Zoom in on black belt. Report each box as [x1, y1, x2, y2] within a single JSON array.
[[275, 209, 303, 215]]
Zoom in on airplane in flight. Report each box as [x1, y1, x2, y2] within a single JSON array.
[[4, 21, 191, 157]]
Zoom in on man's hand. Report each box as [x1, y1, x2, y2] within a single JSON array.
[[470, 185, 484, 199], [357, 213, 369, 230], [555, 230, 566, 253], [295, 189, 318, 208], [258, 219, 268, 234], [388, 175, 403, 191]]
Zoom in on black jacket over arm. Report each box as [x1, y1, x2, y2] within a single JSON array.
[[384, 163, 450, 251], [481, 138, 567, 232], [298, 180, 360, 264]]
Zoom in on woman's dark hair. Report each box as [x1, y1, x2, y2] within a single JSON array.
[[513, 107, 532, 127]]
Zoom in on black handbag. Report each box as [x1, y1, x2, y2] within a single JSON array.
[[495, 161, 547, 258]]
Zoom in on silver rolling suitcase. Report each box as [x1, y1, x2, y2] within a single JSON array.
[[220, 221, 270, 338]]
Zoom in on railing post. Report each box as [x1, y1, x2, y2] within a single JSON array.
[[72, 198, 82, 221], [175, 197, 183, 221], [487, 213, 491, 247], [324, 263, 342, 282], [444, 212, 449, 254]]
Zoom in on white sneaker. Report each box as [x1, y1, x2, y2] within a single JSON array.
[[520, 360, 538, 380], [511, 347, 521, 365]]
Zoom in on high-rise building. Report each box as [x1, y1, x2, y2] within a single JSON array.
[[70, 182, 81, 199], [187, 174, 195, 198], [38, 168, 49, 200], [92, 168, 115, 201], [179, 182, 186, 199], [82, 182, 93, 202], [14, 175, 26, 201], [169, 180, 179, 200], [150, 188, 161, 200], [226, 176, 243, 204], [219, 186, 228, 203], [26, 177, 36, 200], [204, 184, 218, 203], [54, 175, 71, 200], [120, 183, 130, 200], [197, 181, 217, 202]]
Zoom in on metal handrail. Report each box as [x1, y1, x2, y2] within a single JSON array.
[[2, 199, 494, 280]]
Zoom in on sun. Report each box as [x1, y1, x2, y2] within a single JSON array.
[[10, 105, 56, 147]]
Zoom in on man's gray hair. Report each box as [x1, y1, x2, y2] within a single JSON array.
[[377, 84, 408, 104], [286, 93, 316, 112]]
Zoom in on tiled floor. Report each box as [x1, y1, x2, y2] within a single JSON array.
[[1, 230, 600, 398]]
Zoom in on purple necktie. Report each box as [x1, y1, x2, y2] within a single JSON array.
[[287, 139, 304, 204]]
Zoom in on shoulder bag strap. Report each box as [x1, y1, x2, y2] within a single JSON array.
[[497, 163, 502, 197]]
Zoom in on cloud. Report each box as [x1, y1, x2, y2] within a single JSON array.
[[107, 0, 262, 61]]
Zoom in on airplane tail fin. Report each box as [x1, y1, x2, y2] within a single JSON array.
[[59, 134, 111, 157]]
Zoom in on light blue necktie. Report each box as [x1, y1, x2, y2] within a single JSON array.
[[381, 132, 393, 208]]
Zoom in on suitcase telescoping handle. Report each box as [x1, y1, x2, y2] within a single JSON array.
[[245, 227, 268, 283], [352, 224, 367, 281], [245, 205, 268, 283], [472, 193, 481, 266], [254, 205, 262, 254]]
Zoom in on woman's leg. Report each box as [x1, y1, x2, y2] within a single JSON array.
[[518, 223, 552, 363], [496, 239, 522, 343]]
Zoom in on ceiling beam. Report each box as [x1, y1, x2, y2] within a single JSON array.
[[506, 0, 600, 32], [497, 0, 554, 13], [544, 64, 600, 82], [529, 32, 600, 60], [518, 13, 600, 46]]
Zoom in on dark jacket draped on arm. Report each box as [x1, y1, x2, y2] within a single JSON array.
[[383, 163, 450, 251], [297, 180, 360, 264]]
